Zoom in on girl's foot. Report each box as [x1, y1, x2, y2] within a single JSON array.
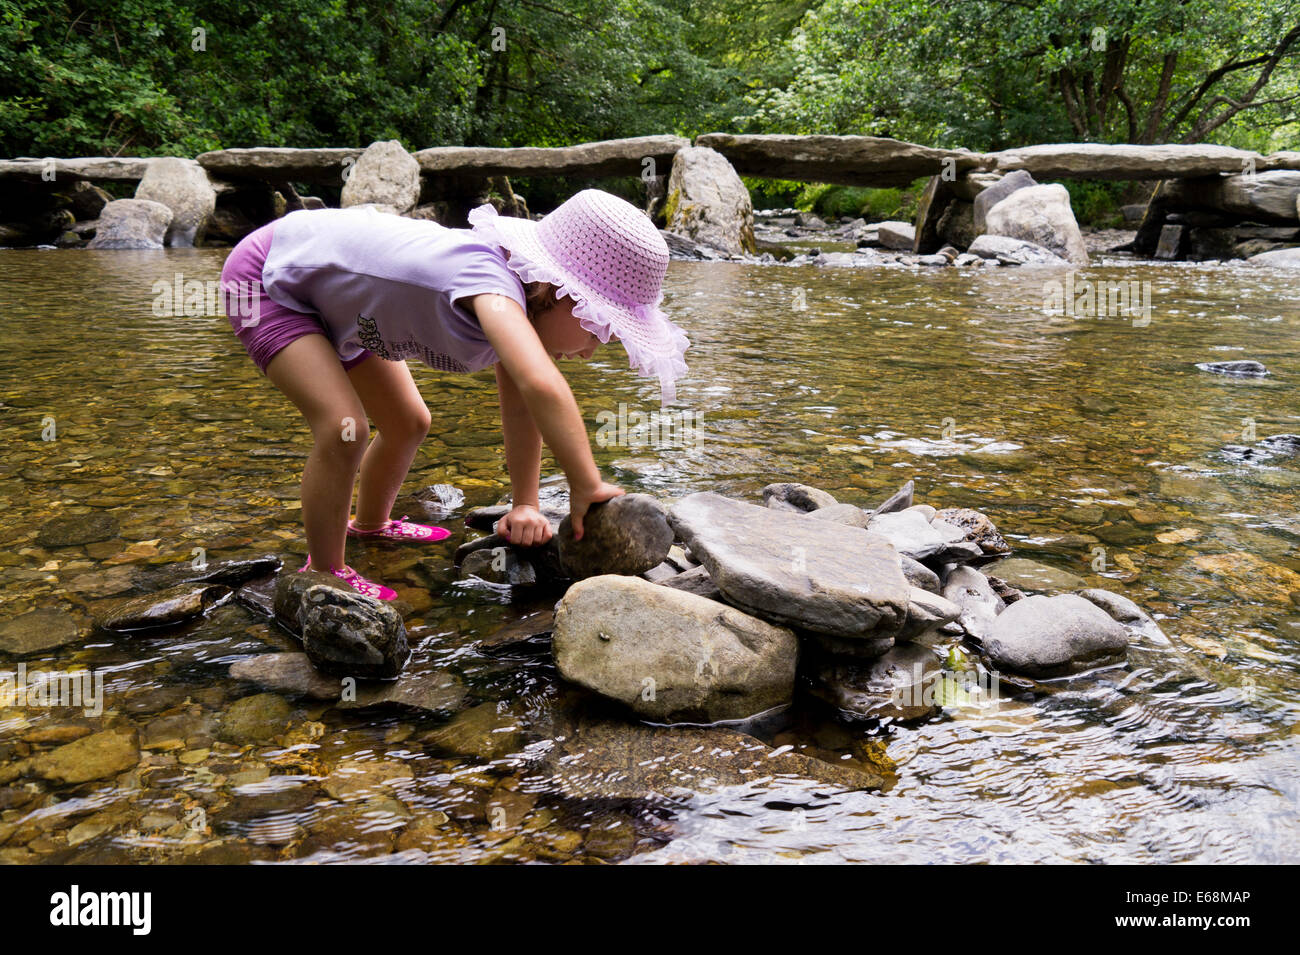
[[347, 515, 452, 543], [298, 557, 399, 601]]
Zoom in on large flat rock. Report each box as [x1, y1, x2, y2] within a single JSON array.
[[694, 133, 992, 189], [988, 143, 1299, 180], [0, 157, 153, 181], [196, 147, 364, 185], [668, 492, 909, 640], [414, 135, 690, 178]]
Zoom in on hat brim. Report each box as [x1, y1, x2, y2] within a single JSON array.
[[467, 203, 689, 405]]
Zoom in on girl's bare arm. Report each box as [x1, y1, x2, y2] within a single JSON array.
[[471, 293, 622, 537]]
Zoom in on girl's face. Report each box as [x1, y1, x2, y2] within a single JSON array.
[[532, 294, 601, 361]]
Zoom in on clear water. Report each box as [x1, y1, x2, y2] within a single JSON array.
[[1, 246, 1297, 863]]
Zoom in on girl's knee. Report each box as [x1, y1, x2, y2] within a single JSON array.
[[379, 403, 431, 445], [311, 407, 369, 460]]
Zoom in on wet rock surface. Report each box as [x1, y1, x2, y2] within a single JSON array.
[[97, 582, 231, 631], [299, 586, 409, 678], [806, 644, 943, 721]]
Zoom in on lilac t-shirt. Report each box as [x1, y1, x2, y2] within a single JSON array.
[[260, 207, 527, 373]]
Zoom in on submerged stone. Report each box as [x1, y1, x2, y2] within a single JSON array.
[[27, 728, 139, 784], [529, 713, 882, 802], [0, 609, 81, 656], [36, 512, 120, 548], [219, 692, 292, 744], [1195, 359, 1269, 378]]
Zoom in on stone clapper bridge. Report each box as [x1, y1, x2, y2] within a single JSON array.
[[5, 134, 1299, 265]]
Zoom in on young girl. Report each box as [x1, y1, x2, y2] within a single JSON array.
[[220, 188, 690, 600]]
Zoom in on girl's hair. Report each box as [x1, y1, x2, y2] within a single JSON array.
[[523, 280, 557, 319]]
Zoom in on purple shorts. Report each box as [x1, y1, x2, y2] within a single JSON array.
[[220, 222, 372, 375]]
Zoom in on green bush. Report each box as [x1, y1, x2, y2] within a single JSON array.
[[1062, 180, 1128, 228]]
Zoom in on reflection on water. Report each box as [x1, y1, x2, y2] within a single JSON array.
[[0, 246, 1297, 864]]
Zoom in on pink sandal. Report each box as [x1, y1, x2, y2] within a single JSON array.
[[347, 515, 452, 543], [298, 557, 399, 601]]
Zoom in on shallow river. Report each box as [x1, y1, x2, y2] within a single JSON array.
[[0, 245, 1297, 863]]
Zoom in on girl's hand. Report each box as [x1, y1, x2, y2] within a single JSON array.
[[569, 481, 625, 540], [496, 505, 554, 547]]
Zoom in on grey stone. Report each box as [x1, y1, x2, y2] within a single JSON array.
[[898, 587, 962, 641], [553, 575, 798, 723], [134, 158, 216, 246], [1195, 359, 1269, 377], [984, 593, 1129, 677], [272, 569, 356, 635], [968, 233, 1069, 266], [669, 492, 910, 640], [973, 169, 1037, 234], [865, 509, 965, 562], [807, 644, 942, 721], [984, 183, 1089, 265], [557, 493, 673, 579], [900, 555, 941, 593], [299, 586, 409, 678], [941, 565, 1005, 642], [340, 140, 421, 215], [97, 582, 230, 631], [1247, 247, 1300, 267], [761, 482, 838, 512], [875, 220, 915, 249], [664, 145, 756, 255], [656, 563, 722, 601], [869, 479, 914, 517], [1075, 588, 1170, 645], [809, 502, 872, 528], [86, 199, 172, 249]]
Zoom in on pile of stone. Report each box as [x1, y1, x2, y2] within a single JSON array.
[[460, 478, 1161, 726], [1133, 170, 1300, 264]]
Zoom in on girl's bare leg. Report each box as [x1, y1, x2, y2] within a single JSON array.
[[264, 334, 368, 570], [345, 356, 432, 530]]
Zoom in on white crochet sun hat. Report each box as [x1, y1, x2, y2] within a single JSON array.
[[467, 188, 689, 405]]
